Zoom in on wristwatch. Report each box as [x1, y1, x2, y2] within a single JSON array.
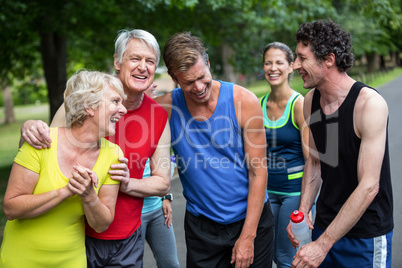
[[162, 193, 173, 202]]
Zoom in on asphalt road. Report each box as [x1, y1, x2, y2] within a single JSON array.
[[144, 75, 402, 267], [380, 75, 402, 267]]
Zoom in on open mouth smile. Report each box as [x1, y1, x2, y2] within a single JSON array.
[[195, 89, 206, 96], [133, 75, 146, 79], [110, 117, 120, 123]]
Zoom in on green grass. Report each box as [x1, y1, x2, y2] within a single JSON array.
[[0, 104, 50, 166]]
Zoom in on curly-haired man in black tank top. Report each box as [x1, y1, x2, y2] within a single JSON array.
[[286, 19, 393, 268]]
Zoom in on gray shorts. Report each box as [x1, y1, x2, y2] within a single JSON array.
[[86, 226, 143, 268]]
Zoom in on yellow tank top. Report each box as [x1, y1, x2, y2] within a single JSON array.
[[0, 128, 122, 267]]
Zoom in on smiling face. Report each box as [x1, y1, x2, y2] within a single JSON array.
[[263, 48, 293, 88], [294, 42, 326, 89], [173, 56, 213, 104], [114, 38, 157, 95], [94, 85, 127, 137]]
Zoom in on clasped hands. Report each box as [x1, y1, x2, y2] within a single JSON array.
[[67, 158, 130, 200]]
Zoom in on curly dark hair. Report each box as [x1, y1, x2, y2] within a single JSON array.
[[296, 19, 354, 72]]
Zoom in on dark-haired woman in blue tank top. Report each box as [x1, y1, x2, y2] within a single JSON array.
[[260, 42, 309, 268]]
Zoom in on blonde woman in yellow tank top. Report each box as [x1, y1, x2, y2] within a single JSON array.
[[0, 71, 128, 268]]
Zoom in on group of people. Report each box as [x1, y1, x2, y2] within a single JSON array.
[[0, 19, 393, 268]]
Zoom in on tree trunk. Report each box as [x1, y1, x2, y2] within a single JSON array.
[[390, 51, 400, 67], [40, 32, 67, 122], [2, 85, 16, 124], [221, 42, 237, 83], [366, 53, 379, 73], [380, 55, 386, 71]]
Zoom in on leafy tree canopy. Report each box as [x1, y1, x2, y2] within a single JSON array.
[[0, 0, 401, 118]]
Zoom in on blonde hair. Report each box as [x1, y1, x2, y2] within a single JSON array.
[[64, 70, 126, 128]]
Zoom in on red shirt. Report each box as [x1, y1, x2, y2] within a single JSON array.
[[85, 94, 168, 239]]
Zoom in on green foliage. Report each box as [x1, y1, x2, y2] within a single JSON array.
[[0, 0, 401, 109], [351, 0, 401, 30], [333, 0, 401, 58], [0, 0, 40, 83], [12, 78, 48, 105], [231, 0, 337, 75]]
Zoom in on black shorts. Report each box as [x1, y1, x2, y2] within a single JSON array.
[[86, 226, 143, 268], [185, 202, 274, 268]]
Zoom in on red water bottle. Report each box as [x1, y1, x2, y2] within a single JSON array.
[[290, 210, 312, 250]]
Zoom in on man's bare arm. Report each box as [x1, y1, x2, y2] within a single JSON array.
[[231, 85, 267, 267], [286, 89, 321, 248], [110, 121, 171, 197]]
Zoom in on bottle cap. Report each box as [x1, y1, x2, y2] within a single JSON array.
[[290, 210, 304, 223]]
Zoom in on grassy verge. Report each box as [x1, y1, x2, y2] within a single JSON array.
[[360, 68, 402, 89]]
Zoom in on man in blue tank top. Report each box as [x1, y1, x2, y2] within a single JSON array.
[[156, 32, 274, 268], [286, 20, 393, 268]]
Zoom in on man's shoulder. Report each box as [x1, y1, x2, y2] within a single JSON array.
[[154, 91, 173, 116], [354, 85, 388, 137], [357, 85, 387, 110], [231, 83, 258, 104], [154, 91, 173, 105], [231, 83, 263, 124]]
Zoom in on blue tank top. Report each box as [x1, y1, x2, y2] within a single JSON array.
[[260, 92, 305, 194], [170, 80, 268, 224]]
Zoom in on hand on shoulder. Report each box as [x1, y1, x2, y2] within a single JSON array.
[[20, 120, 51, 149]]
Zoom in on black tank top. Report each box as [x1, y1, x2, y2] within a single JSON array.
[[310, 81, 393, 238]]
